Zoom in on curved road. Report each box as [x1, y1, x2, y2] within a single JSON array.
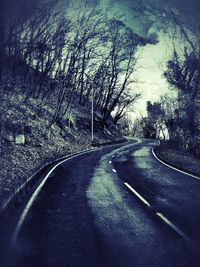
[[1, 139, 200, 266]]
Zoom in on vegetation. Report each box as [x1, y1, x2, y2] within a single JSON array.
[[0, 0, 150, 208], [144, 48, 200, 158], [155, 142, 200, 177], [0, 0, 146, 130], [140, 1, 200, 159]]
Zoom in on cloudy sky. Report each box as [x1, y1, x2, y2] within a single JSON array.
[[99, 0, 199, 117]]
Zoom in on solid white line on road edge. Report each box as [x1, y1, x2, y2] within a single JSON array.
[[156, 212, 196, 248], [112, 169, 117, 173], [12, 163, 61, 245], [11, 149, 99, 245], [124, 182, 151, 207], [12, 139, 140, 245], [152, 148, 200, 181]]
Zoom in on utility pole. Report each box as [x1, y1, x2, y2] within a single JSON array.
[[85, 73, 95, 145]]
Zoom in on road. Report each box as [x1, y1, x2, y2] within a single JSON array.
[[0, 139, 200, 266]]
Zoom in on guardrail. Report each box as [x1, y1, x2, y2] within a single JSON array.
[[0, 138, 127, 226]]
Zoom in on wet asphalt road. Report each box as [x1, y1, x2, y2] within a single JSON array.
[[1, 139, 200, 267]]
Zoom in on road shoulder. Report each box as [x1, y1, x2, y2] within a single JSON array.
[[154, 142, 200, 178]]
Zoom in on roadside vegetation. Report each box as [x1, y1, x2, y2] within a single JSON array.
[[155, 142, 200, 177], [0, 0, 149, 209], [129, 2, 200, 175]]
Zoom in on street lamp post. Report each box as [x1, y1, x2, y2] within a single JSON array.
[[85, 73, 96, 146], [91, 85, 94, 143]]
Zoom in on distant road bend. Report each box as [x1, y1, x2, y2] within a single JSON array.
[[1, 139, 200, 267]]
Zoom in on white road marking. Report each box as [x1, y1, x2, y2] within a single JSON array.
[[124, 182, 196, 248], [12, 139, 140, 245], [109, 161, 112, 164], [156, 212, 196, 248], [112, 169, 117, 173], [124, 182, 151, 207], [152, 148, 200, 180], [12, 150, 97, 245]]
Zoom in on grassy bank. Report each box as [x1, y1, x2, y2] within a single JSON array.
[[0, 86, 121, 211], [155, 142, 200, 177]]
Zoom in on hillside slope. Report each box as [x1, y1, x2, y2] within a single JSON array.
[[0, 61, 122, 210]]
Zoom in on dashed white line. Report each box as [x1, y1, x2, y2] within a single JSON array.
[[112, 169, 117, 173], [124, 182, 196, 249], [109, 161, 112, 164], [156, 212, 196, 248], [12, 140, 141, 245], [152, 148, 200, 180], [124, 182, 151, 207], [12, 140, 140, 245]]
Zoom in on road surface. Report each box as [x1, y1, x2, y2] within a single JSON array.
[[0, 139, 200, 266]]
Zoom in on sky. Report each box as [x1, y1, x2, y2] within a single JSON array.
[[100, 0, 199, 118], [133, 38, 171, 118], [5, 0, 199, 119]]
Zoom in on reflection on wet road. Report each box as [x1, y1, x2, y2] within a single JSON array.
[[1, 139, 200, 267]]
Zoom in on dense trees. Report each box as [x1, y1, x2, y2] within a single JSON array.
[[161, 0, 200, 156], [143, 96, 177, 140], [163, 49, 200, 155], [143, 47, 200, 157], [143, 101, 164, 139], [1, 0, 146, 130], [137, 0, 200, 157]]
